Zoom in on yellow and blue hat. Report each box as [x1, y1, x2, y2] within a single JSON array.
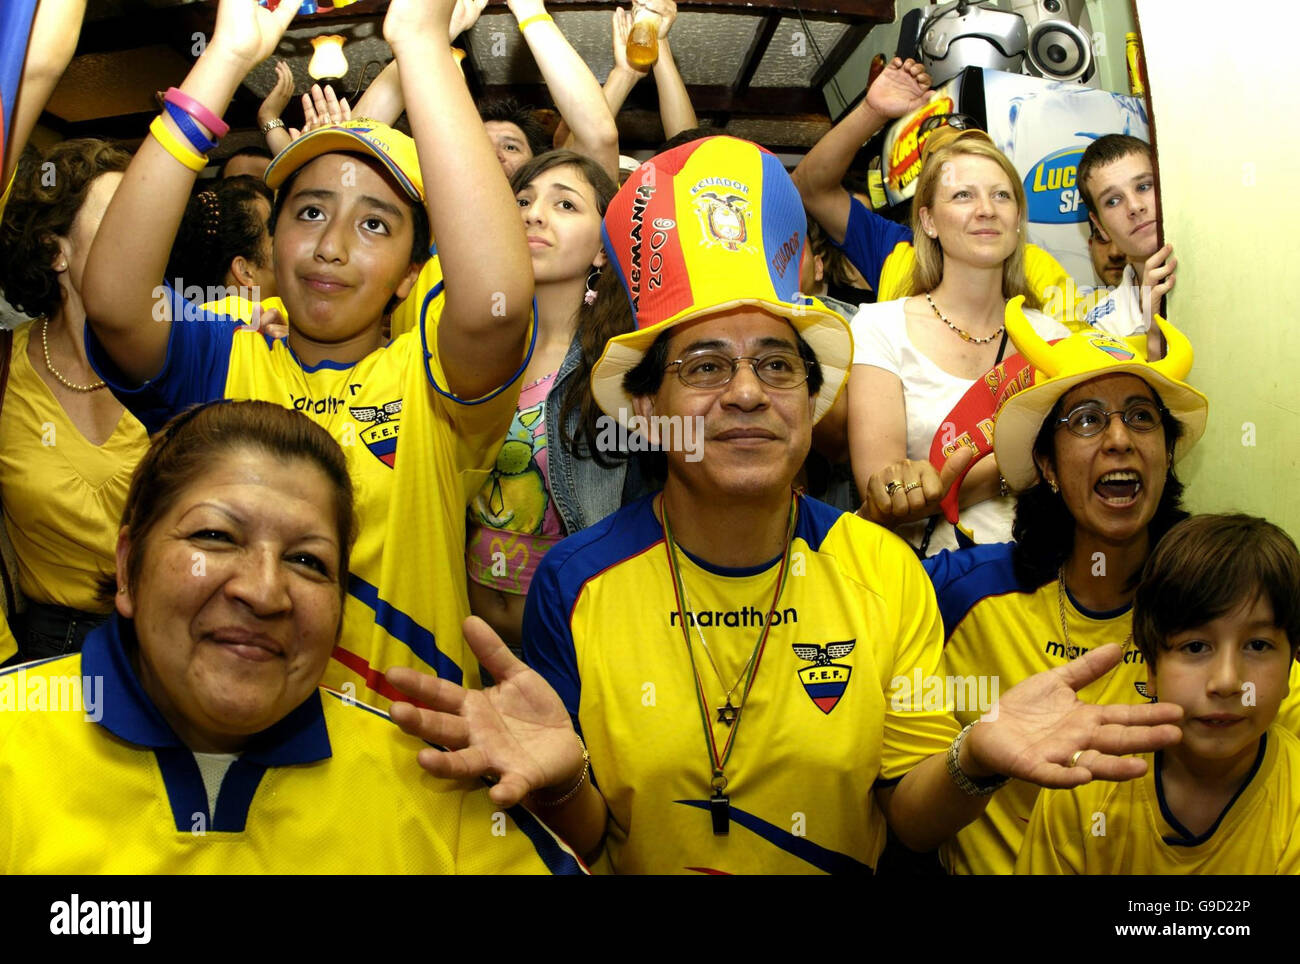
[[993, 297, 1209, 491], [591, 136, 852, 425], [264, 120, 423, 202]]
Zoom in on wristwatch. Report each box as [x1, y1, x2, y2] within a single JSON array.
[[946, 722, 1010, 796], [259, 117, 286, 135]]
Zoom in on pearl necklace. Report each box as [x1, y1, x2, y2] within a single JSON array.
[[41, 319, 105, 392], [925, 292, 1005, 344]]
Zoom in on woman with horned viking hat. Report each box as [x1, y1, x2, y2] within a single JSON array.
[[924, 301, 1300, 875]]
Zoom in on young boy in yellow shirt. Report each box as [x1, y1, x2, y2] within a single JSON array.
[[1018, 513, 1300, 874]]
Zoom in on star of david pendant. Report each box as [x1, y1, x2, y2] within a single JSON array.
[[716, 701, 738, 726]]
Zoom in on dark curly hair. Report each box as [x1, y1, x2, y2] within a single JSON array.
[[0, 138, 130, 319], [1011, 386, 1188, 588], [478, 97, 549, 158], [166, 175, 273, 295]]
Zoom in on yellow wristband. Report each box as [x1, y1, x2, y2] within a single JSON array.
[[150, 115, 208, 172], [517, 12, 553, 31]]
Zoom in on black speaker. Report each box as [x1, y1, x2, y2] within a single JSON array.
[[1013, 0, 1095, 84]]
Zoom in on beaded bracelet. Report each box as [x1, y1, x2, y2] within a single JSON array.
[[163, 101, 219, 154], [517, 12, 553, 31], [149, 116, 208, 172], [163, 87, 229, 138]]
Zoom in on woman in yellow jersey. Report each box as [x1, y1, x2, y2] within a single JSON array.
[[466, 150, 649, 654], [0, 139, 149, 662], [0, 401, 581, 873], [80, 0, 536, 708], [846, 132, 1071, 557], [923, 307, 1300, 874]]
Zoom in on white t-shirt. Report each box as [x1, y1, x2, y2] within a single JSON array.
[[1084, 264, 1149, 336], [851, 297, 1070, 555]]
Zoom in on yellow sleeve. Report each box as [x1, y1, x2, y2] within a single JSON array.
[[1025, 245, 1091, 332], [0, 612, 16, 665], [1274, 661, 1300, 736], [1016, 786, 1082, 874], [451, 790, 587, 875], [0, 169, 15, 223], [389, 251, 445, 339], [877, 244, 917, 302], [878, 530, 963, 781]]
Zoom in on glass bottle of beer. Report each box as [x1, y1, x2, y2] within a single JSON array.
[[627, 6, 662, 70]]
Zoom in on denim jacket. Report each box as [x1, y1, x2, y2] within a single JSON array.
[[545, 335, 654, 534]]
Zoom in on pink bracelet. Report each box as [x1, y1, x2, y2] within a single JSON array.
[[163, 87, 229, 139]]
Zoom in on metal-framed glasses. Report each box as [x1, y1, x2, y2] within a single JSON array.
[[665, 349, 815, 390], [1054, 400, 1164, 438]]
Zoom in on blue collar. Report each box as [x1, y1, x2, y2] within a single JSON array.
[[82, 614, 332, 767]]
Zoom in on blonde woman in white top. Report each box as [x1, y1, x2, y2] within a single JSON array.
[[848, 130, 1068, 555]]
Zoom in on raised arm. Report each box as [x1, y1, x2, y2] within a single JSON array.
[[792, 57, 930, 244], [508, 0, 619, 180], [81, 0, 298, 385], [384, 0, 532, 399], [652, 36, 696, 139], [256, 60, 295, 155], [3, 0, 87, 186]]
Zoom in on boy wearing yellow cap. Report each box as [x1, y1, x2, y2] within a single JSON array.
[[1018, 513, 1300, 874], [82, 0, 534, 707], [386, 136, 1186, 875]]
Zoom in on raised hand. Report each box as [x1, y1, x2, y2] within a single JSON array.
[[636, 0, 678, 39], [291, 83, 350, 139], [966, 644, 1184, 788], [1140, 241, 1176, 324], [386, 617, 586, 807], [384, 0, 457, 46], [210, 0, 299, 69], [611, 7, 645, 74], [865, 56, 933, 119], [449, 0, 490, 40], [257, 60, 295, 129], [858, 445, 973, 528]]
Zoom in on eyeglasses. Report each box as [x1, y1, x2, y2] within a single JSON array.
[[665, 349, 815, 390], [1054, 400, 1164, 438], [919, 112, 982, 136]]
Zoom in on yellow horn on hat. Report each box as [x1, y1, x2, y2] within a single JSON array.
[[1004, 295, 1060, 377], [1147, 315, 1194, 380]]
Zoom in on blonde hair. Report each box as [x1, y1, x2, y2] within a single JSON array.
[[907, 138, 1041, 309]]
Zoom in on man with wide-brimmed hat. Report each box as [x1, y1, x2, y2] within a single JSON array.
[[386, 137, 1185, 874]]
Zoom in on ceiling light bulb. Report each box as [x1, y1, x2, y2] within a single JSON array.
[[309, 35, 348, 80]]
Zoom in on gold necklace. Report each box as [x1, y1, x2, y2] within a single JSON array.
[[1056, 566, 1132, 659], [677, 576, 762, 726], [41, 319, 105, 392], [925, 292, 1005, 344]]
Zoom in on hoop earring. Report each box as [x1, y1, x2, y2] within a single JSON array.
[[584, 266, 601, 305]]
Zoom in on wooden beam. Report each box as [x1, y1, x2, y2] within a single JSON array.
[[734, 14, 782, 95], [809, 20, 874, 89]]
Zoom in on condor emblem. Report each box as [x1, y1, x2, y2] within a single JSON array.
[[350, 399, 402, 467], [793, 640, 855, 714], [692, 191, 750, 251]]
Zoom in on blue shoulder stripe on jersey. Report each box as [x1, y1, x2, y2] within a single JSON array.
[[922, 542, 1033, 641], [420, 283, 538, 407], [794, 494, 847, 554], [674, 800, 873, 874], [347, 573, 463, 685], [536, 495, 663, 609], [505, 804, 587, 875]]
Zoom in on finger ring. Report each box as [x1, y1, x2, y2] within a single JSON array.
[[903, 481, 922, 493], [1069, 750, 1085, 768], [884, 480, 904, 496]]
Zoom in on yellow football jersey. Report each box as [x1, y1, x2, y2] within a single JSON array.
[[0, 622, 584, 873], [523, 494, 961, 874], [925, 543, 1300, 875], [1017, 726, 1300, 874], [388, 249, 445, 339], [86, 283, 531, 706]]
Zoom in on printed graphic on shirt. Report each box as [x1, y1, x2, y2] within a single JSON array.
[[350, 398, 403, 468], [793, 640, 856, 714]]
